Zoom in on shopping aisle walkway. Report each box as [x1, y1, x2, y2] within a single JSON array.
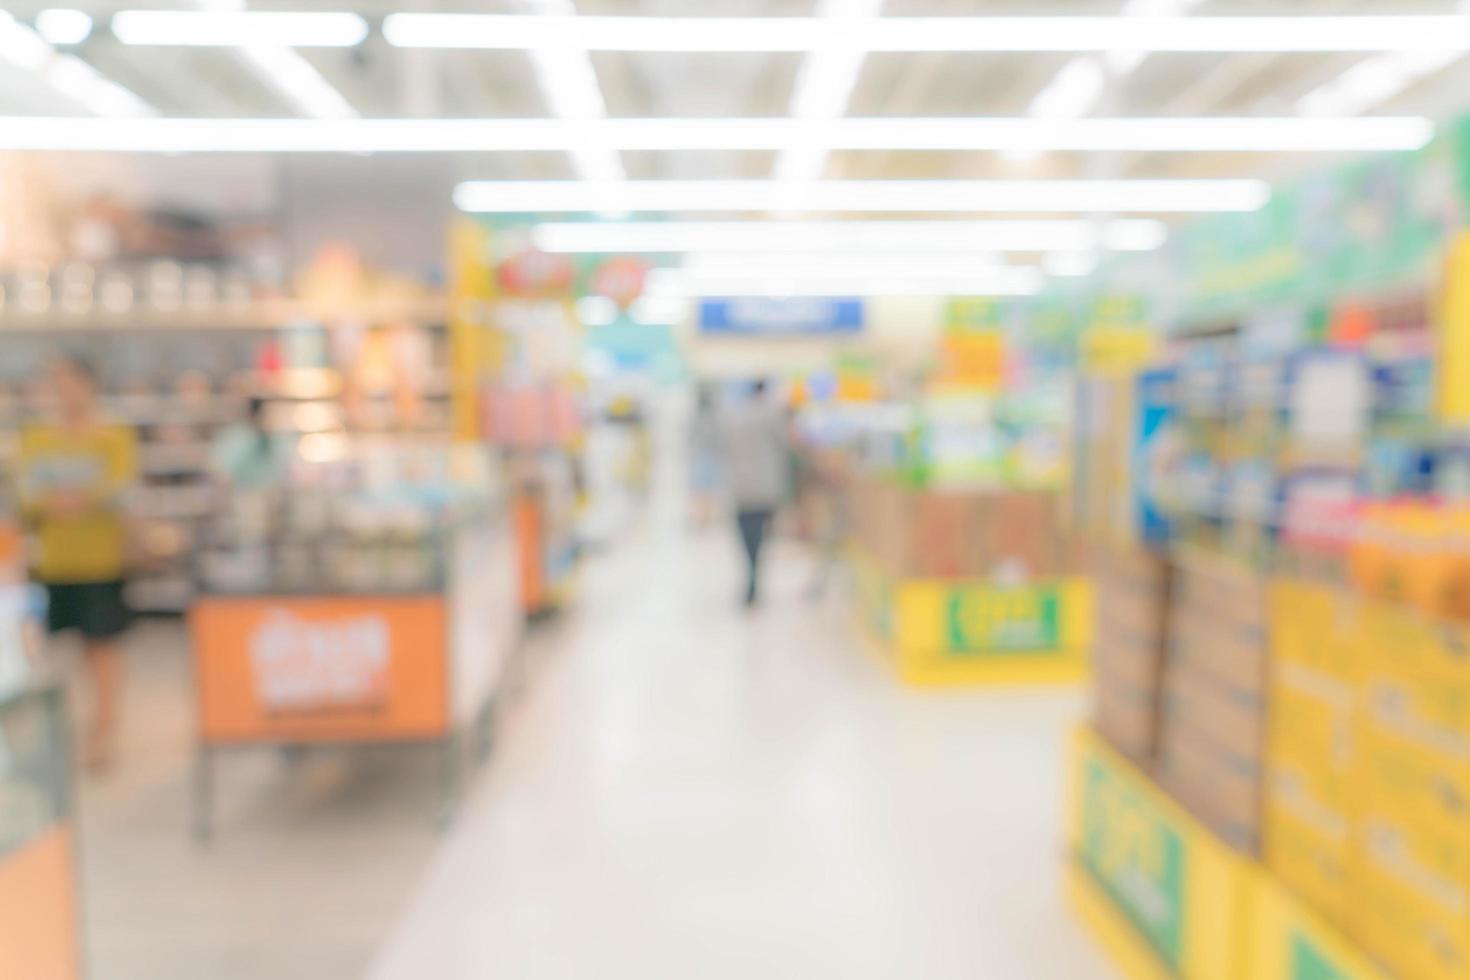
[[368, 506, 1111, 979]]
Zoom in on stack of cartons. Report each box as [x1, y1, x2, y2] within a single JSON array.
[[851, 478, 1073, 582], [1090, 542, 1171, 764], [1353, 601, 1470, 980], [1262, 579, 1359, 930], [1157, 549, 1270, 853]]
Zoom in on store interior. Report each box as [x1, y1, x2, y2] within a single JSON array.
[[5, 3, 1470, 979]]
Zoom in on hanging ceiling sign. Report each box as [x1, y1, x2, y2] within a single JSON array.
[[698, 297, 864, 336]]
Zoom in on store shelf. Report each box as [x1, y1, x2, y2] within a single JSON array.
[[0, 298, 447, 333]]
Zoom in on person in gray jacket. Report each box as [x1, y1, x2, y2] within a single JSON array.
[[719, 379, 791, 606]]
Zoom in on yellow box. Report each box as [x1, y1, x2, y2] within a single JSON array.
[[1267, 669, 1354, 768], [1243, 865, 1386, 980], [1355, 817, 1470, 980], [1263, 761, 1354, 931], [1357, 724, 1470, 838]]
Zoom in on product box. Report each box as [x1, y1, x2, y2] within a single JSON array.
[[1355, 815, 1470, 980], [1263, 769, 1353, 930], [1094, 683, 1158, 761], [1158, 720, 1261, 853], [1158, 548, 1270, 854], [1090, 542, 1171, 763]]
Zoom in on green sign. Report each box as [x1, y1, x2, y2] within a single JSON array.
[[1290, 934, 1350, 980], [1168, 119, 1470, 326], [945, 586, 1061, 652], [1079, 755, 1187, 970], [945, 297, 1008, 333]]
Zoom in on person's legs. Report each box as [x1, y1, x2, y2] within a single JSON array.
[[737, 509, 772, 605], [83, 636, 123, 771], [75, 581, 129, 772]]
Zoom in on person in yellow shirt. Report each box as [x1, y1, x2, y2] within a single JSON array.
[[19, 356, 138, 771]]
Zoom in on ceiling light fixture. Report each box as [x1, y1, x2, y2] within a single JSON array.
[[644, 270, 1045, 299], [35, 9, 93, 46], [453, 178, 1271, 215], [773, 0, 884, 183], [110, 10, 369, 47], [529, 219, 1168, 254], [0, 11, 152, 115], [0, 116, 1423, 153], [379, 13, 1470, 54]]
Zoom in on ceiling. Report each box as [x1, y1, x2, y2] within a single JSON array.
[[1, 0, 1468, 191]]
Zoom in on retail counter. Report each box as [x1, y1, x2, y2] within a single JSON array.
[[189, 507, 521, 837], [0, 682, 79, 980]]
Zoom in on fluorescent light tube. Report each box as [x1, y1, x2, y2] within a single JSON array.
[[111, 10, 369, 47], [530, 220, 1168, 254], [645, 272, 1045, 298], [35, 9, 93, 46], [381, 13, 1470, 54], [455, 179, 1271, 215], [0, 116, 1429, 153]]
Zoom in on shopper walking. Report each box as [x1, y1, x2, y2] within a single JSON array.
[[719, 379, 791, 607], [18, 356, 138, 772]]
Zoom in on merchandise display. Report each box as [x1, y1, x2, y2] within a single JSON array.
[[189, 437, 521, 835], [846, 447, 1091, 686], [1066, 111, 1470, 980]]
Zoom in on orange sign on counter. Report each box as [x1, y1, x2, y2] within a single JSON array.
[[0, 827, 81, 980], [191, 595, 450, 744]]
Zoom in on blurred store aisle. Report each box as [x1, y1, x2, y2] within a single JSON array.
[[367, 508, 1109, 979]]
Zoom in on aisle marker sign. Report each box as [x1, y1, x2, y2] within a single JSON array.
[[1079, 754, 1186, 970]]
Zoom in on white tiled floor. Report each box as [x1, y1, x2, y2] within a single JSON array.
[[365, 509, 1111, 980]]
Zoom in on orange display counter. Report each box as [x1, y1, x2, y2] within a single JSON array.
[[189, 511, 521, 838]]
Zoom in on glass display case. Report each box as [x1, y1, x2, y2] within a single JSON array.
[[0, 684, 68, 860]]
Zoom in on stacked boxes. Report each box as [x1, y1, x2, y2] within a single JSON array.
[[1090, 542, 1171, 764], [849, 476, 1073, 581], [1353, 602, 1470, 980], [1263, 579, 1359, 930], [1158, 549, 1270, 853]]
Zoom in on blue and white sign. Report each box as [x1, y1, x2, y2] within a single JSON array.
[[699, 297, 865, 336]]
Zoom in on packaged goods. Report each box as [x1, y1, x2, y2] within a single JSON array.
[[1089, 542, 1171, 763], [1157, 548, 1269, 853]]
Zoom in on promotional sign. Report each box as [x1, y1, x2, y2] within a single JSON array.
[[897, 578, 1091, 655], [191, 596, 449, 742], [1082, 326, 1155, 377], [1079, 749, 1187, 969], [945, 584, 1062, 652], [945, 296, 1007, 332], [591, 256, 649, 309], [1165, 119, 1469, 326], [698, 297, 864, 336], [934, 330, 1006, 392], [1069, 730, 1248, 980]]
